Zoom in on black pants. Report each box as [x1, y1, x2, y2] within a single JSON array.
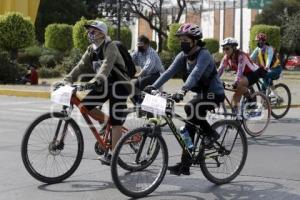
[[181, 93, 225, 165], [132, 72, 160, 104]]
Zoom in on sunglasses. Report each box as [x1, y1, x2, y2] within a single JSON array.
[[223, 47, 231, 51]]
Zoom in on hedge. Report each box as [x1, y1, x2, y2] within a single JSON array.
[[250, 24, 281, 51], [203, 38, 219, 54], [109, 27, 132, 50], [73, 17, 92, 52], [45, 23, 73, 52], [0, 51, 27, 83], [73, 19, 132, 51], [0, 12, 35, 59], [167, 23, 181, 54]]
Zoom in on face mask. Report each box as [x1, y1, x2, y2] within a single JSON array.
[[88, 32, 104, 47], [257, 42, 264, 48], [138, 46, 145, 53], [181, 42, 192, 54]]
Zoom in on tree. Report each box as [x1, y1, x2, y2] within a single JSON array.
[[35, 0, 86, 42], [0, 12, 35, 60], [281, 13, 300, 54], [254, 0, 300, 26], [123, 0, 187, 52], [83, 0, 104, 19]]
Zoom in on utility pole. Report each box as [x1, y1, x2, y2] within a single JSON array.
[[240, 0, 243, 50], [117, 0, 121, 40]]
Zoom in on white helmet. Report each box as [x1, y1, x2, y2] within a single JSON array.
[[221, 37, 238, 47]]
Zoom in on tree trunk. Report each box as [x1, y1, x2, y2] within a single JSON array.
[[10, 48, 18, 61], [158, 33, 163, 53]]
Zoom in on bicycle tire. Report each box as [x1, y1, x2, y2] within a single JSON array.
[[200, 120, 248, 184], [242, 92, 271, 137], [21, 112, 84, 184], [111, 127, 168, 198], [270, 83, 291, 119], [118, 126, 161, 171]]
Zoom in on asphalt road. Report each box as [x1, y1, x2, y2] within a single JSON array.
[[1, 96, 300, 200]]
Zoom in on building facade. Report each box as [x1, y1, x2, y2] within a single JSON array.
[[0, 0, 40, 23], [134, 0, 261, 53]]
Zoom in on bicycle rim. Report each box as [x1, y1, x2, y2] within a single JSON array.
[[21, 112, 84, 184], [270, 83, 291, 119], [200, 120, 248, 184], [242, 92, 271, 137], [111, 127, 168, 198]]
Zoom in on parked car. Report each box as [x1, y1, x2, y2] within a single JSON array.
[[285, 55, 300, 70]]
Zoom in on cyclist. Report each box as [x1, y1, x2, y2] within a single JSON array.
[[131, 35, 165, 103], [144, 23, 225, 176], [250, 33, 282, 93], [218, 37, 266, 114], [62, 20, 129, 165]]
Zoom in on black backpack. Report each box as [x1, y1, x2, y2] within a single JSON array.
[[106, 41, 136, 79]]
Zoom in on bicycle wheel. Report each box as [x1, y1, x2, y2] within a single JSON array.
[[200, 120, 248, 184], [111, 127, 168, 198], [242, 92, 271, 137], [269, 83, 291, 119], [21, 112, 84, 184]]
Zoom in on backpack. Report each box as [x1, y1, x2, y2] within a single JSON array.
[[90, 40, 136, 79], [106, 41, 136, 79]]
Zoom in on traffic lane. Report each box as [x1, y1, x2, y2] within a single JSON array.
[[0, 96, 300, 199]]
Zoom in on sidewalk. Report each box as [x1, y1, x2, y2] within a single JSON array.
[[0, 72, 299, 106]]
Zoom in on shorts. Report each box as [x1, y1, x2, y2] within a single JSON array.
[[245, 68, 266, 86], [81, 84, 128, 126]]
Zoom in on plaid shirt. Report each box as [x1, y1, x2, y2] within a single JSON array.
[[131, 47, 164, 76]]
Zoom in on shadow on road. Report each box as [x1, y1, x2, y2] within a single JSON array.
[[247, 134, 300, 147], [143, 177, 300, 200], [270, 117, 300, 124], [38, 180, 114, 193]]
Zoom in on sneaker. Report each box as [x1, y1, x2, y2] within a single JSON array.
[[98, 154, 111, 166], [203, 131, 220, 149], [167, 163, 190, 175], [268, 91, 276, 98]]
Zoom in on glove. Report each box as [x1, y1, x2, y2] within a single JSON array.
[[143, 85, 157, 94], [172, 90, 186, 103], [52, 81, 69, 91], [84, 81, 98, 90]]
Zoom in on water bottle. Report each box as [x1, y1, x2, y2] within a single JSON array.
[[180, 126, 194, 150]]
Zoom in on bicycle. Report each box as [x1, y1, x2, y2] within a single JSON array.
[[251, 78, 291, 119], [110, 91, 248, 198], [21, 84, 154, 184], [211, 82, 271, 137]]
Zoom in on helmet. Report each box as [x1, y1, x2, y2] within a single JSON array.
[[175, 23, 203, 39], [221, 37, 238, 47], [255, 33, 267, 41]]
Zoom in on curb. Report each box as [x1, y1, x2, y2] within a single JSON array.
[[0, 89, 50, 99], [1, 88, 300, 108]]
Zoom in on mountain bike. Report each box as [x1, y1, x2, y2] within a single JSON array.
[[251, 79, 291, 119], [110, 91, 248, 198], [21, 84, 154, 184]]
